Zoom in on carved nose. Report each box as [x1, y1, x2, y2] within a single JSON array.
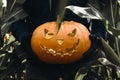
[[56, 39, 64, 45]]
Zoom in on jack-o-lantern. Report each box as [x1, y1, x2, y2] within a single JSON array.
[[31, 21, 91, 64]]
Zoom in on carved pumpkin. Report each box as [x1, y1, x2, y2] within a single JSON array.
[[31, 21, 91, 64]]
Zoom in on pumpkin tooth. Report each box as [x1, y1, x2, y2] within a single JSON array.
[[48, 49, 56, 54]]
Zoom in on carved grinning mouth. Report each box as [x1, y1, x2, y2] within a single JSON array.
[[40, 39, 80, 57]]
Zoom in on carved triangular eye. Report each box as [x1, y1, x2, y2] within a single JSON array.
[[68, 28, 77, 37], [44, 29, 48, 34], [44, 29, 54, 39]]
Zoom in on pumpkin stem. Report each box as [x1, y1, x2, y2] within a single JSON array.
[[57, 8, 66, 31]]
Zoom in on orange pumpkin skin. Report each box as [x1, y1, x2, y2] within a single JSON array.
[[31, 21, 91, 64]]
